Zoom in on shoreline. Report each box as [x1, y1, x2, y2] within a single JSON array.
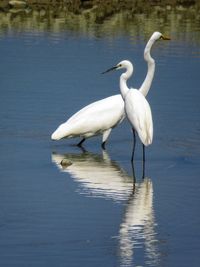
[[1, 0, 200, 10], [0, 0, 200, 42]]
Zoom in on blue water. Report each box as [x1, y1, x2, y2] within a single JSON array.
[[0, 13, 200, 267]]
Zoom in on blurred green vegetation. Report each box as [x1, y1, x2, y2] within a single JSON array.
[[0, 0, 200, 42]]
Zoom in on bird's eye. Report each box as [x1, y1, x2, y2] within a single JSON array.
[[118, 64, 122, 67]]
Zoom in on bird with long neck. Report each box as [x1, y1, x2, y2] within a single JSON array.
[[103, 31, 170, 165], [51, 32, 169, 150], [118, 31, 170, 100], [140, 31, 170, 95]]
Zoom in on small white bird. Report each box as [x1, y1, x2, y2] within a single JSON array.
[[104, 61, 153, 161], [51, 32, 169, 149], [103, 32, 170, 160]]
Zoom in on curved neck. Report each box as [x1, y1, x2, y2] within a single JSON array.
[[120, 66, 133, 99], [139, 38, 155, 97]]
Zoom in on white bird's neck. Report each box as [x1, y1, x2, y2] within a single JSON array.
[[139, 38, 156, 97], [120, 65, 133, 99]]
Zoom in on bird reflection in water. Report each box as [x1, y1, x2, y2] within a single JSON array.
[[118, 162, 159, 267], [51, 150, 134, 201], [51, 150, 160, 265]]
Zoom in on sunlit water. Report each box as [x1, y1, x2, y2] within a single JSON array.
[[0, 4, 200, 267]]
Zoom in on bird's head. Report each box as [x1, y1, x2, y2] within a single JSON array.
[[102, 60, 133, 74], [151, 31, 171, 41]]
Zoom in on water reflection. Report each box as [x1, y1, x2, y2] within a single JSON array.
[[119, 176, 159, 267], [52, 150, 160, 265], [0, 2, 200, 44], [51, 150, 134, 201]]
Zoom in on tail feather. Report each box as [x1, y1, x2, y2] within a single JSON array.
[[51, 123, 72, 140]]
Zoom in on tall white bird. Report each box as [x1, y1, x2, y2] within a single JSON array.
[[51, 32, 169, 149], [103, 32, 170, 159]]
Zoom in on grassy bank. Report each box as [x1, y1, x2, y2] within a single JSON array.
[[0, 0, 200, 42]]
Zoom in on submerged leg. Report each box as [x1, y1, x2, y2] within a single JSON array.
[[77, 138, 85, 147], [142, 144, 145, 178], [131, 160, 136, 192], [101, 128, 112, 150], [131, 129, 136, 162]]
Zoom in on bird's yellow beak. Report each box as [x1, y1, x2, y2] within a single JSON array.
[[160, 35, 171, 40]]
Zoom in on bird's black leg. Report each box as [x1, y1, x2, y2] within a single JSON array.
[[131, 129, 136, 162], [131, 160, 136, 192], [142, 144, 145, 178], [101, 141, 106, 150], [77, 138, 85, 147]]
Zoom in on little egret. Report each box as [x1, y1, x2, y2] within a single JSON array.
[[103, 32, 170, 160], [51, 32, 169, 149]]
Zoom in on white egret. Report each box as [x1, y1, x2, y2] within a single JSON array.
[[51, 31, 169, 149], [103, 32, 170, 160], [117, 60, 153, 162], [51, 94, 125, 149]]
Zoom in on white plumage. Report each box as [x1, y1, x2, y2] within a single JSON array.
[[103, 59, 153, 154], [125, 89, 153, 146], [51, 94, 125, 148], [103, 31, 170, 159], [51, 31, 169, 149]]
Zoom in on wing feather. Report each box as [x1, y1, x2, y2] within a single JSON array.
[[125, 89, 153, 146]]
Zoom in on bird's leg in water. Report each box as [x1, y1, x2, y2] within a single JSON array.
[[131, 129, 136, 162], [142, 144, 145, 178], [131, 160, 136, 192], [77, 138, 85, 147]]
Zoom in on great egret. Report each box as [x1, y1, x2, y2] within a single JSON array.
[[103, 32, 170, 160], [51, 31, 169, 149]]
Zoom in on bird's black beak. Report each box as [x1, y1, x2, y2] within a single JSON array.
[[102, 65, 117, 74]]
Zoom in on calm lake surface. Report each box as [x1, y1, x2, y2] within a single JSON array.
[[0, 3, 200, 267]]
